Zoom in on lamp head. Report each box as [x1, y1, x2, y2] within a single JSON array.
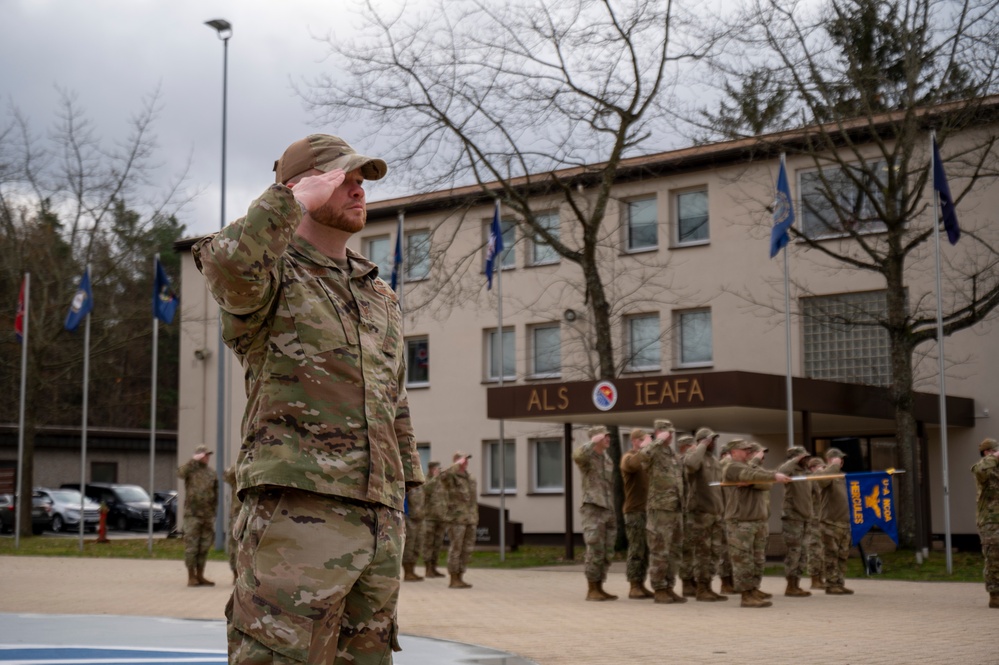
[[205, 18, 232, 39]]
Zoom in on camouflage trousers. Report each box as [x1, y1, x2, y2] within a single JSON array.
[[227, 487, 402, 665], [979, 522, 999, 594], [646, 509, 682, 590], [719, 517, 732, 578], [680, 512, 695, 581], [402, 516, 424, 567], [822, 521, 851, 588], [623, 512, 649, 584], [581, 503, 615, 583], [688, 512, 725, 583], [807, 519, 824, 576], [447, 523, 476, 574], [781, 517, 808, 578], [183, 515, 215, 569], [423, 519, 448, 568], [725, 519, 767, 593]]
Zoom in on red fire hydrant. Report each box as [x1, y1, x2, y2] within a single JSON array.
[[97, 502, 110, 544]]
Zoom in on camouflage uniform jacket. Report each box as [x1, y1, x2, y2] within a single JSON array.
[[406, 485, 426, 521], [817, 460, 849, 524], [177, 459, 218, 520], [972, 455, 999, 526], [721, 460, 775, 521], [423, 474, 449, 522], [638, 439, 683, 512], [573, 441, 613, 510], [192, 184, 424, 511], [440, 463, 477, 525], [778, 458, 812, 521], [684, 441, 723, 515]]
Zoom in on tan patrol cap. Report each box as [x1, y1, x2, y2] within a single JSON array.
[[825, 447, 847, 460], [979, 438, 999, 453], [453, 451, 472, 461], [676, 434, 695, 449], [695, 427, 718, 442], [653, 419, 674, 432], [194, 444, 212, 455], [630, 428, 648, 441], [274, 134, 388, 184], [728, 439, 753, 451], [787, 446, 809, 459], [588, 425, 609, 438]]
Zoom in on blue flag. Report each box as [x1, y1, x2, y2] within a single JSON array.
[[932, 136, 960, 245], [485, 203, 504, 290], [847, 471, 899, 546], [64, 267, 93, 332], [769, 157, 795, 258], [390, 228, 403, 291], [154, 258, 179, 324]]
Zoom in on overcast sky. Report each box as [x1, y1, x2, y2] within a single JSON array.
[[2, 0, 402, 239]]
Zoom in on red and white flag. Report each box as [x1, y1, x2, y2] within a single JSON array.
[[14, 277, 25, 343]]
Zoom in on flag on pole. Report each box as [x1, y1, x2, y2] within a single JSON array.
[[769, 156, 796, 258], [153, 258, 179, 324], [485, 202, 504, 290], [390, 217, 404, 291], [15, 277, 26, 343], [848, 471, 899, 545], [932, 136, 961, 245], [64, 267, 93, 332]]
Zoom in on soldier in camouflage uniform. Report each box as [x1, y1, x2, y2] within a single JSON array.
[[620, 428, 653, 599], [421, 462, 447, 578], [716, 441, 737, 596], [194, 134, 424, 664], [722, 439, 791, 608], [684, 427, 728, 602], [676, 435, 697, 597], [402, 481, 426, 582], [440, 452, 477, 589], [778, 446, 813, 597], [573, 425, 617, 601], [806, 456, 826, 589], [177, 444, 218, 587], [816, 448, 853, 595], [972, 437, 999, 608], [639, 419, 687, 604], [223, 464, 240, 585]]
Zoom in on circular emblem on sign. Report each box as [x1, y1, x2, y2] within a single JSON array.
[[592, 380, 618, 412]]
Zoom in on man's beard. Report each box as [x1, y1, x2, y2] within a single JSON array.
[[310, 201, 366, 233]]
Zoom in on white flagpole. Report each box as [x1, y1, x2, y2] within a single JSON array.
[[15, 273, 30, 549], [495, 199, 507, 561], [781, 163, 794, 451], [931, 131, 953, 575], [78, 265, 91, 552], [149, 255, 159, 554]]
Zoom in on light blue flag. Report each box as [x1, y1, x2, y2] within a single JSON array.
[[769, 157, 795, 258]]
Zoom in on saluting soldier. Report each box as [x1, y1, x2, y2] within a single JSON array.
[[684, 427, 728, 602], [817, 448, 853, 595], [620, 428, 654, 599], [972, 437, 999, 608], [440, 452, 478, 589], [806, 456, 826, 589], [573, 425, 617, 601], [778, 446, 813, 597], [421, 462, 447, 578], [177, 444, 218, 587], [640, 420, 688, 604]]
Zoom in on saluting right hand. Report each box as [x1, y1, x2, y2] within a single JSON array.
[[290, 169, 346, 213]]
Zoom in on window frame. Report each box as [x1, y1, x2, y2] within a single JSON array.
[[529, 211, 561, 266], [675, 308, 713, 368], [485, 327, 516, 382], [530, 438, 564, 494], [673, 187, 710, 247], [798, 161, 892, 240], [405, 229, 430, 281], [625, 313, 661, 372], [405, 336, 430, 388], [529, 323, 561, 379], [365, 235, 393, 278], [485, 439, 517, 495], [625, 195, 658, 252]]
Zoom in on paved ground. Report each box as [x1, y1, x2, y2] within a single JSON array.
[[0, 556, 992, 664]]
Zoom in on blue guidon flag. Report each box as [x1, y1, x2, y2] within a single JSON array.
[[64, 267, 93, 332], [847, 471, 899, 545]]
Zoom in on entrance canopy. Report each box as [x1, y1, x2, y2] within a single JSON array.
[[486, 370, 974, 435]]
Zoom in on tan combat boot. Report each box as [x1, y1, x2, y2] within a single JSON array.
[[753, 588, 773, 600], [741, 590, 772, 608], [707, 580, 728, 601], [629, 581, 654, 599], [720, 575, 736, 594], [666, 586, 687, 603], [586, 580, 606, 601], [695, 581, 719, 602], [825, 584, 853, 595], [785, 576, 811, 597], [681, 578, 696, 597], [810, 574, 825, 590], [449, 573, 472, 589], [427, 563, 446, 579], [195, 564, 215, 587], [187, 566, 198, 587], [653, 588, 675, 604], [990, 593, 999, 608], [403, 563, 424, 582], [596, 581, 618, 600]]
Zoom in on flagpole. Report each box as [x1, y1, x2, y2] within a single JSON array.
[[15, 273, 30, 549], [931, 131, 953, 575], [148, 255, 160, 554], [79, 265, 91, 552], [783, 214, 794, 450], [495, 199, 506, 562]]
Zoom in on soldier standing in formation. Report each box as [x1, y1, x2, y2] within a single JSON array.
[[403, 481, 426, 582], [421, 462, 447, 579], [573, 425, 617, 601], [620, 428, 654, 599], [806, 456, 827, 589], [676, 435, 697, 597], [640, 419, 687, 604], [441, 452, 477, 589], [177, 444, 218, 587], [778, 446, 813, 597], [817, 448, 854, 595], [972, 437, 999, 608], [684, 428, 728, 601]]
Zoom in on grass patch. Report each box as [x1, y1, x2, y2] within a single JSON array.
[[0, 535, 228, 561]]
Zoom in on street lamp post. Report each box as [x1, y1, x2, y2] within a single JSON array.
[[205, 18, 232, 551]]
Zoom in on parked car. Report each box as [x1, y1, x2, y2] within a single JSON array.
[[153, 490, 178, 533], [0, 493, 54, 535], [60, 483, 165, 531], [34, 487, 101, 533]]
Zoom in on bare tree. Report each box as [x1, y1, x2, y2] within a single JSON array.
[[695, 0, 999, 547]]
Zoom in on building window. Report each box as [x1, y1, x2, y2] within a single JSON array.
[[799, 163, 891, 239], [530, 211, 560, 266], [531, 438, 563, 492], [486, 327, 516, 381], [417, 444, 431, 475], [676, 309, 712, 366], [365, 235, 392, 277], [802, 290, 891, 386], [405, 230, 430, 281], [486, 439, 516, 493], [675, 189, 709, 245], [626, 314, 660, 371], [406, 337, 429, 386], [530, 324, 561, 378], [626, 196, 658, 251]]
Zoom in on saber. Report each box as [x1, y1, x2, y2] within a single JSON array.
[[709, 468, 906, 487]]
